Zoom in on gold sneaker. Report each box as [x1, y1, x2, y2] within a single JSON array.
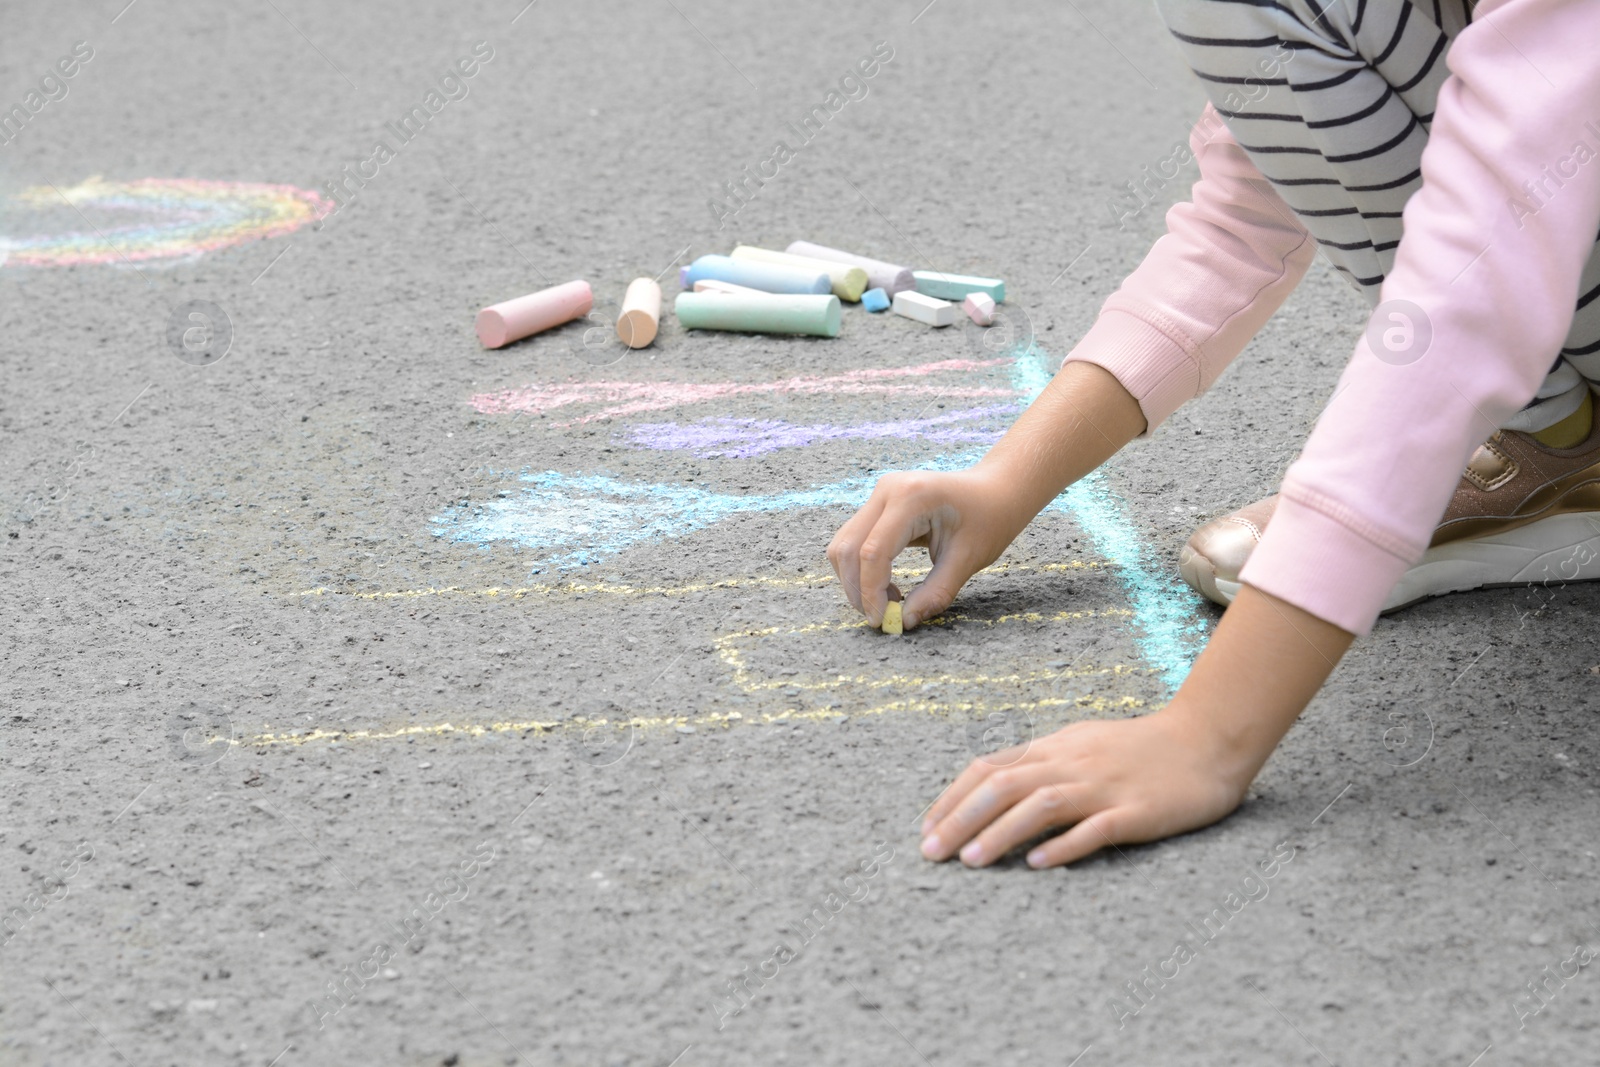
[[1179, 411, 1600, 613]]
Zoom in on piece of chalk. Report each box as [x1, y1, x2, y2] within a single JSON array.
[[963, 292, 996, 326], [862, 287, 890, 313], [674, 291, 842, 338], [684, 254, 831, 296], [616, 277, 661, 349], [693, 279, 765, 296], [882, 601, 903, 635], [679, 265, 690, 288], [476, 279, 593, 349], [731, 246, 869, 303], [892, 289, 956, 327], [912, 270, 1006, 304], [785, 241, 915, 296]]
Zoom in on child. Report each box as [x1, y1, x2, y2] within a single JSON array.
[[827, 0, 1600, 868]]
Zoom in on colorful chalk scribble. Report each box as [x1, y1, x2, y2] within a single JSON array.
[[468, 358, 1018, 427], [433, 456, 977, 572], [0, 178, 330, 267], [440, 345, 1214, 691], [619, 404, 1023, 458]]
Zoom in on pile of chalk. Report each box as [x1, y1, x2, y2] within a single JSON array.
[[474, 241, 1006, 350]]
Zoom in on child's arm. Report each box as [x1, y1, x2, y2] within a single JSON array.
[[826, 360, 1146, 630], [828, 105, 1316, 629], [828, 106, 1329, 866], [832, 360, 1354, 868]]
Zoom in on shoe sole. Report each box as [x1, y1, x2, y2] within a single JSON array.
[[1181, 511, 1600, 614]]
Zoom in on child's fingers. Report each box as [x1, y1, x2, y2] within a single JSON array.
[[856, 500, 928, 626], [1024, 808, 1128, 869], [920, 760, 1066, 861], [826, 493, 889, 613], [902, 553, 969, 629], [920, 752, 1003, 836], [956, 782, 1098, 868], [920, 738, 1032, 833]]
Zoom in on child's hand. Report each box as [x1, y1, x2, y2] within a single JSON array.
[[918, 710, 1252, 869], [826, 468, 1027, 629]]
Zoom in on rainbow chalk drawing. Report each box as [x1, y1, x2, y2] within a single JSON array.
[[468, 357, 1017, 427], [0, 178, 330, 267]]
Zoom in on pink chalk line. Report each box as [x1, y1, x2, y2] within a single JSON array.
[[469, 358, 1020, 426]]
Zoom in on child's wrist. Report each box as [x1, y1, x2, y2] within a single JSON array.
[[971, 451, 1068, 527], [1153, 697, 1274, 793]]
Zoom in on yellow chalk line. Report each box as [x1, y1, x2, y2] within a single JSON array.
[[235, 602, 1153, 749], [715, 608, 1146, 694], [233, 692, 1149, 749], [283, 559, 1108, 602]]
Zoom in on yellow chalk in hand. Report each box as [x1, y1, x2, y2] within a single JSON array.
[[882, 601, 903, 635]]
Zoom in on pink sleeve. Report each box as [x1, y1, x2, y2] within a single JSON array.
[[1240, 0, 1600, 636], [1063, 104, 1318, 437]]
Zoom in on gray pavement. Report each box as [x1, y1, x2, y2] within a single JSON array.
[[3, 1, 1599, 1065]]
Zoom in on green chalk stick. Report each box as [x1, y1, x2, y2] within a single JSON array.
[[911, 270, 1005, 303], [674, 292, 841, 338]]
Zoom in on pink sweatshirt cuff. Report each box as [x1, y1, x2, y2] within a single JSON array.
[[1061, 308, 1198, 438], [1237, 490, 1413, 637]]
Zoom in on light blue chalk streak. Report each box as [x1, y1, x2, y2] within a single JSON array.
[[432, 453, 980, 574], [1013, 346, 1211, 694]]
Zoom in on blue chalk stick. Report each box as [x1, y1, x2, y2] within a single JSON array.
[[912, 270, 1005, 303], [684, 255, 831, 296], [861, 287, 890, 313]]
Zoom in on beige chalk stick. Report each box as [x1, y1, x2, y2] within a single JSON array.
[[616, 277, 661, 349], [882, 601, 903, 635]]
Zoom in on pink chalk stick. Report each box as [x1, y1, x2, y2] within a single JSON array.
[[963, 292, 996, 326], [476, 280, 593, 349]]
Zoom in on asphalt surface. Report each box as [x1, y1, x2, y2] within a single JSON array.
[[4, 1, 1600, 1065]]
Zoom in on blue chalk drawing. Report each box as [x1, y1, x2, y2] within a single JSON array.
[[1013, 347, 1212, 693], [431, 454, 978, 573], [439, 343, 1212, 694]]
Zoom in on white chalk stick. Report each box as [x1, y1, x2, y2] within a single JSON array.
[[892, 289, 956, 327], [785, 241, 915, 296], [693, 279, 766, 296]]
